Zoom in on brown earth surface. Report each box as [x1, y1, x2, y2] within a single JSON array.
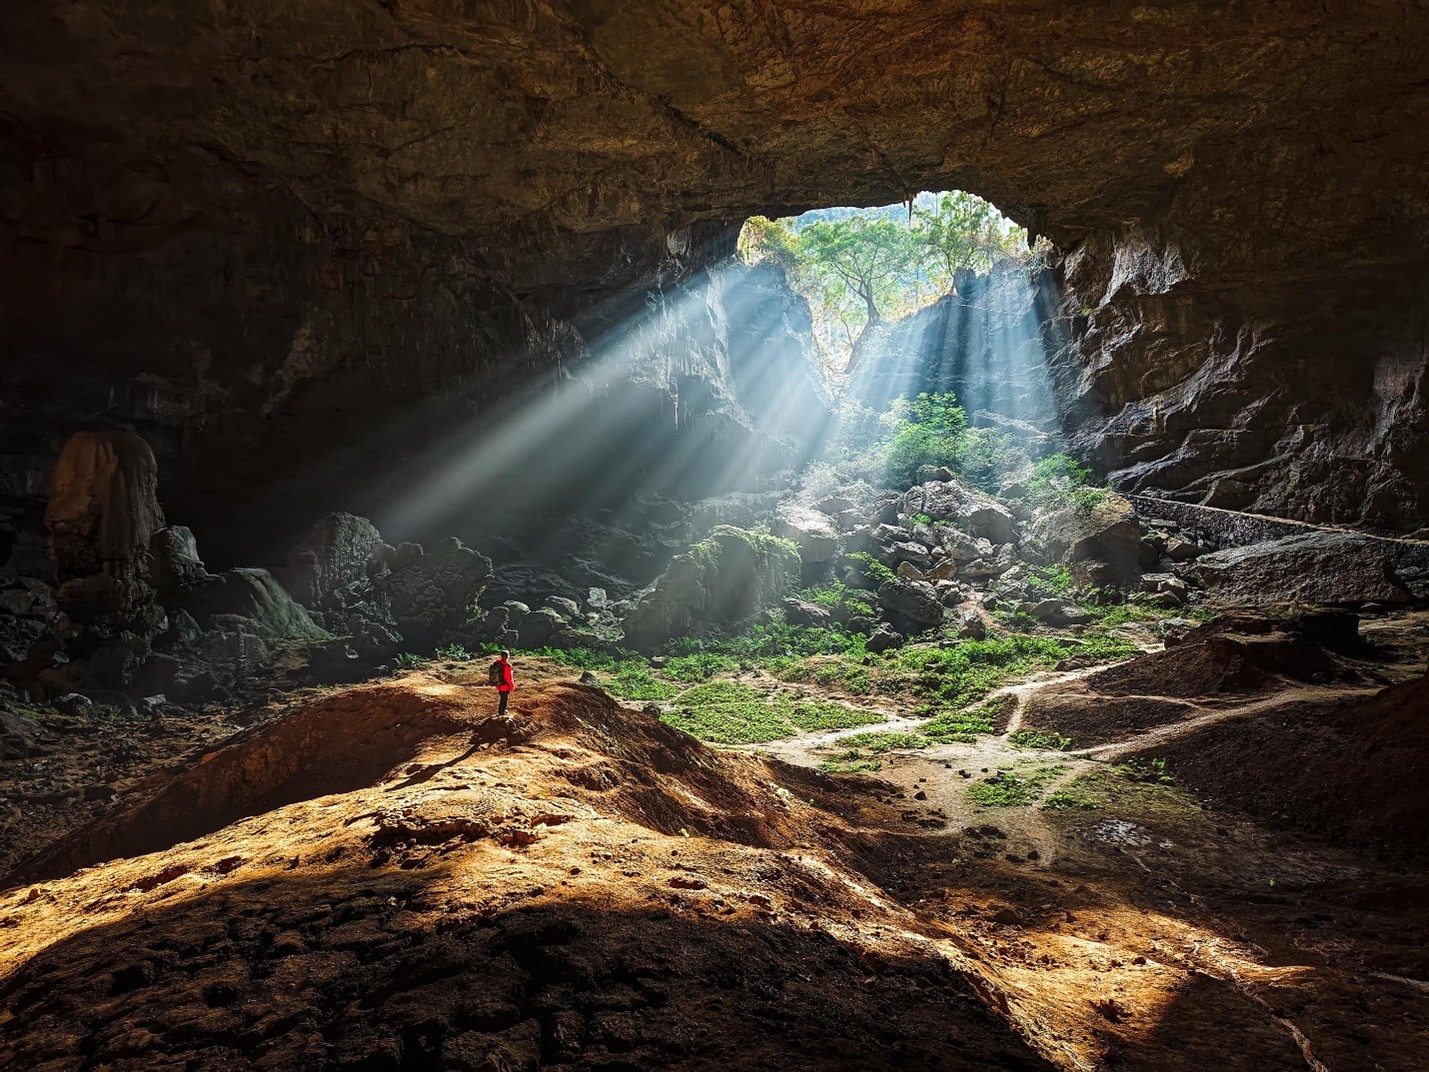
[[2, 617, 1429, 1070]]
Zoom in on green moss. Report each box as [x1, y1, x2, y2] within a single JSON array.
[[967, 764, 1066, 808], [1008, 729, 1072, 751], [660, 679, 883, 745]]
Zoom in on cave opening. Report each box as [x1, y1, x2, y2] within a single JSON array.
[[3, 6, 1429, 1069]]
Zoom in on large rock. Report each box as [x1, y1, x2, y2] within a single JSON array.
[[148, 526, 208, 602], [623, 527, 800, 651], [43, 431, 167, 685], [149, 525, 329, 644], [772, 505, 839, 563], [1193, 532, 1415, 606], [45, 431, 164, 580], [378, 538, 492, 648], [1034, 494, 1144, 590], [877, 577, 945, 634], [901, 479, 1016, 545], [180, 568, 329, 642], [282, 513, 388, 629]]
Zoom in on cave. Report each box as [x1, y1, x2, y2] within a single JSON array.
[[2, 4, 1427, 1070]]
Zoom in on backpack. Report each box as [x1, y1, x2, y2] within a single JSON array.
[[487, 660, 504, 686]]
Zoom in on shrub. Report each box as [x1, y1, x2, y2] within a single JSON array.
[[881, 392, 968, 486], [845, 552, 894, 587], [1024, 452, 1110, 512]]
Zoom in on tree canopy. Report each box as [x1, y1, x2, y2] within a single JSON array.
[[737, 190, 1043, 364]]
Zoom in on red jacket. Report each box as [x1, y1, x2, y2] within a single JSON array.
[[497, 661, 514, 692]]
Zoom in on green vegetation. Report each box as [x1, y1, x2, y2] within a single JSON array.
[[820, 754, 883, 774], [661, 652, 740, 683], [797, 581, 875, 620], [921, 695, 1008, 742], [605, 665, 678, 702], [777, 656, 873, 695], [661, 680, 882, 744], [845, 551, 894, 588], [739, 191, 1039, 358], [1042, 777, 1104, 811], [393, 652, 429, 670], [881, 392, 969, 486], [1008, 729, 1073, 751], [435, 643, 472, 661], [968, 763, 1067, 807], [837, 729, 932, 753], [1024, 453, 1109, 512], [1112, 756, 1175, 785]]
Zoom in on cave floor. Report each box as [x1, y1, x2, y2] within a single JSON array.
[[2, 620, 1427, 1070]]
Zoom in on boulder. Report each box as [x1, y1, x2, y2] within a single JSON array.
[[623, 527, 800, 651], [544, 596, 582, 620], [927, 558, 956, 582], [892, 541, 932, 568], [378, 538, 493, 648], [1034, 493, 1144, 590], [782, 597, 833, 628], [1192, 532, 1415, 606], [181, 568, 329, 642], [518, 607, 565, 646], [148, 526, 208, 601], [1165, 536, 1207, 562], [895, 560, 926, 582], [772, 505, 839, 563], [866, 624, 905, 653], [877, 576, 945, 633], [44, 431, 166, 685], [281, 513, 388, 628], [935, 526, 993, 562], [948, 606, 987, 640], [901, 479, 1016, 544]]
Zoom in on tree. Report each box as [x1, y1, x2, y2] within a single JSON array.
[[913, 191, 1025, 290], [737, 215, 800, 270], [799, 216, 921, 327]]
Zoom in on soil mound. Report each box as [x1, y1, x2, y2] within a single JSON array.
[[1143, 671, 1429, 857], [1022, 613, 1366, 748], [0, 670, 1053, 1071], [1085, 612, 1360, 699]]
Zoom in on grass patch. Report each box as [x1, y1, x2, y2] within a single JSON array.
[[776, 655, 874, 695], [604, 665, 678, 701], [921, 695, 1010, 742], [837, 730, 932, 753], [967, 764, 1066, 808], [1008, 728, 1072, 751], [1042, 775, 1103, 811], [1111, 756, 1175, 785], [661, 680, 883, 745], [393, 652, 429, 670], [661, 652, 740, 682]]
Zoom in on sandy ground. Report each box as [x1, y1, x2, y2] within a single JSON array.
[[1, 619, 1427, 1070]]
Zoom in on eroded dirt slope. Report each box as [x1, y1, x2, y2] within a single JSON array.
[[3, 634, 1428, 1071]]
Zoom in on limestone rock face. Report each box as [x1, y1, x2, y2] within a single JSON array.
[[623, 527, 799, 651], [377, 539, 493, 649], [1033, 494, 1145, 591], [282, 513, 388, 630], [1, 3, 1427, 537], [43, 431, 166, 684], [902, 480, 1016, 546], [45, 432, 164, 578], [1193, 533, 1415, 607]]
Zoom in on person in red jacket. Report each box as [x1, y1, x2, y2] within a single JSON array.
[[494, 649, 514, 716]]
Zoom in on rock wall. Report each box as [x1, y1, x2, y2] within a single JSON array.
[[2, 0, 1426, 560]]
